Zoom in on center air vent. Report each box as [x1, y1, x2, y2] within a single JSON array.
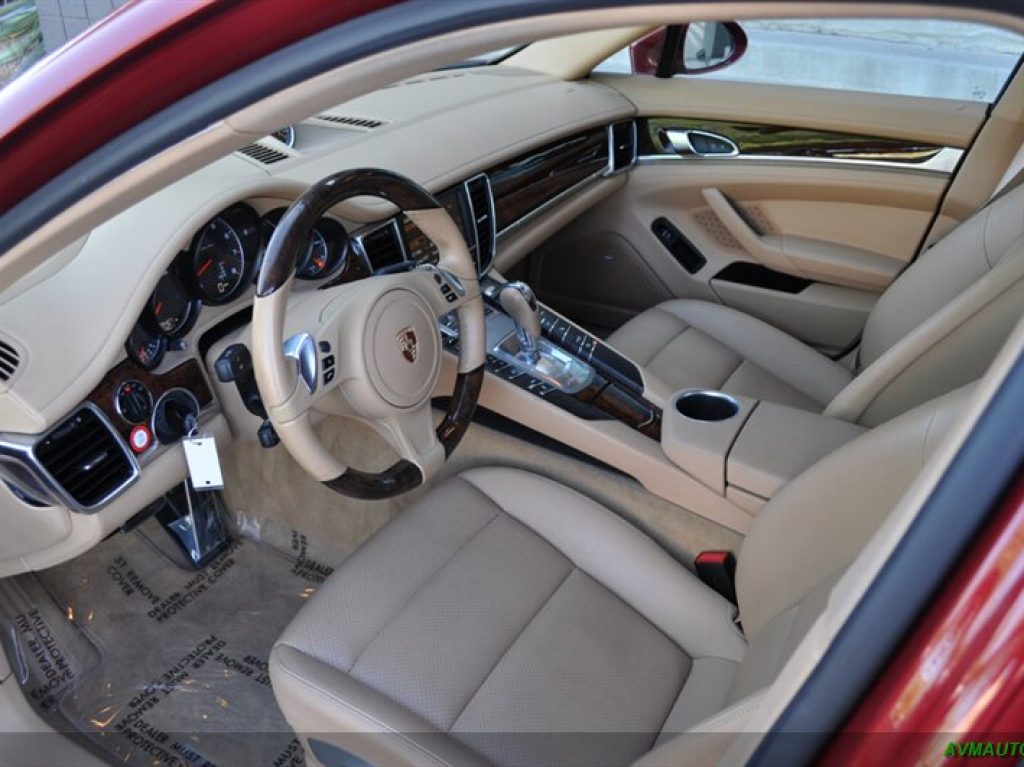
[[314, 114, 387, 130], [358, 222, 406, 272], [608, 120, 638, 175], [0, 339, 19, 382], [238, 142, 290, 165], [465, 174, 496, 274], [33, 406, 138, 511]]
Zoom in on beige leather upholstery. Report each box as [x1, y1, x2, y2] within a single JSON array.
[[608, 185, 1024, 424], [270, 387, 968, 767], [608, 299, 852, 409]]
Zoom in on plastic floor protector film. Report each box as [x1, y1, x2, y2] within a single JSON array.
[[0, 518, 318, 767]]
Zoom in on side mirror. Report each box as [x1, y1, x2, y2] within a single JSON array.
[[680, 22, 747, 74], [629, 22, 747, 77]]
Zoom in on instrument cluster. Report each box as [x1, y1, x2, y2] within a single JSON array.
[[124, 202, 353, 371]]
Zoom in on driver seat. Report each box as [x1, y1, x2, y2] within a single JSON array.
[[270, 387, 967, 767]]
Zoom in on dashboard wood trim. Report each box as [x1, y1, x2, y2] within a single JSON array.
[[88, 358, 214, 442], [490, 127, 610, 232]]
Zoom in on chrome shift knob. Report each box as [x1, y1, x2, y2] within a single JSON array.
[[499, 281, 542, 361]]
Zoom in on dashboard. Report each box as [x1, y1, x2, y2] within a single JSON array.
[[0, 64, 636, 572]]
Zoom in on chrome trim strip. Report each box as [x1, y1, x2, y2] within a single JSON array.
[[0, 402, 141, 514], [636, 146, 963, 174]]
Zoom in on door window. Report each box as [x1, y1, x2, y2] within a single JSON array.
[[596, 19, 1024, 103]]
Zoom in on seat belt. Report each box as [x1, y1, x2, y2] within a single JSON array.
[[695, 551, 737, 605]]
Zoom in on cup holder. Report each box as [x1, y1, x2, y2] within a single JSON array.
[[675, 390, 740, 422]]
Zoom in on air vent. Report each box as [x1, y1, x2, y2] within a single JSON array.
[[314, 114, 387, 130], [0, 339, 19, 382], [608, 120, 638, 175], [465, 174, 496, 274], [359, 222, 406, 271], [238, 143, 289, 165], [33, 406, 137, 511]]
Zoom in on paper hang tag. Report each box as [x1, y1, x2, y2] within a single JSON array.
[[182, 434, 224, 491]]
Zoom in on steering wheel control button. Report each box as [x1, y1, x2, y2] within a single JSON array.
[[318, 340, 331, 353], [324, 369, 336, 384], [129, 424, 153, 454], [323, 355, 335, 370]]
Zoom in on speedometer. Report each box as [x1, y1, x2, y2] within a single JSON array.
[[192, 217, 246, 304]]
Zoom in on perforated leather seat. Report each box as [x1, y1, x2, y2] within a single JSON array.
[[270, 387, 967, 767], [607, 185, 1024, 425]]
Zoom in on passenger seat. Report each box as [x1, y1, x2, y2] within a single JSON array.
[[607, 184, 1024, 425]]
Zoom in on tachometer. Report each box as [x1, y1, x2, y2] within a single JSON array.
[[192, 217, 246, 304], [126, 323, 166, 370], [148, 273, 198, 337]]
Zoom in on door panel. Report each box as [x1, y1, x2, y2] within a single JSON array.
[[530, 75, 974, 352]]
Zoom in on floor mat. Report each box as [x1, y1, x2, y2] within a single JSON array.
[[0, 517, 320, 767]]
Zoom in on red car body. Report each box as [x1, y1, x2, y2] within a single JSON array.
[[1, 1, 1022, 763]]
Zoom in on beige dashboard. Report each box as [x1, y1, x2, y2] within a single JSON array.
[[0, 66, 634, 574]]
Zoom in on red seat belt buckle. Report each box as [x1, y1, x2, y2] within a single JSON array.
[[695, 550, 737, 605]]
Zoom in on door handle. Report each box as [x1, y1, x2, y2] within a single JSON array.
[[662, 129, 740, 157]]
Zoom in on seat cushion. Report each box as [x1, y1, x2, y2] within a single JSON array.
[[607, 299, 852, 411], [270, 468, 746, 767]]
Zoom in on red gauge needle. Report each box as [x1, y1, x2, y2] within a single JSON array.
[[154, 301, 163, 316], [196, 259, 214, 276]]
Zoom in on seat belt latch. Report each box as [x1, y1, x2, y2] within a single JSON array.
[[695, 551, 737, 605]]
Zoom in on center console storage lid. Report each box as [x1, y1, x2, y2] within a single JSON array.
[[728, 402, 865, 500]]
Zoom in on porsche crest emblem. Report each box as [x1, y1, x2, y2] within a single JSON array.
[[396, 326, 418, 363]]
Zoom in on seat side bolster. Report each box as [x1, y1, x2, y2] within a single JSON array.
[[459, 467, 747, 662], [270, 644, 491, 767], [631, 689, 768, 767], [659, 300, 852, 407], [825, 250, 1024, 424]]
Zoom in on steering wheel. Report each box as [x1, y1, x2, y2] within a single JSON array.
[[251, 169, 486, 499]]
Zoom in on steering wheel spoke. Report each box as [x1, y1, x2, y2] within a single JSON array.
[[380, 404, 446, 478], [252, 169, 485, 499]]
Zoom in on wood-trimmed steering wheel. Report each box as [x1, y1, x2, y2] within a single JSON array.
[[251, 169, 486, 499]]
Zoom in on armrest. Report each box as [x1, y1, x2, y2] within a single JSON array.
[[727, 402, 865, 500], [703, 188, 901, 291]]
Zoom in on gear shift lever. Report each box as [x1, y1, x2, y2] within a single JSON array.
[[499, 281, 542, 362]]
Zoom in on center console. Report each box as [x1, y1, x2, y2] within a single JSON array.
[[439, 276, 867, 521], [439, 275, 661, 440], [662, 387, 866, 513]]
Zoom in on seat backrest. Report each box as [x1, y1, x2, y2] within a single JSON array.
[[830, 186, 1024, 425], [728, 385, 969, 702]]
